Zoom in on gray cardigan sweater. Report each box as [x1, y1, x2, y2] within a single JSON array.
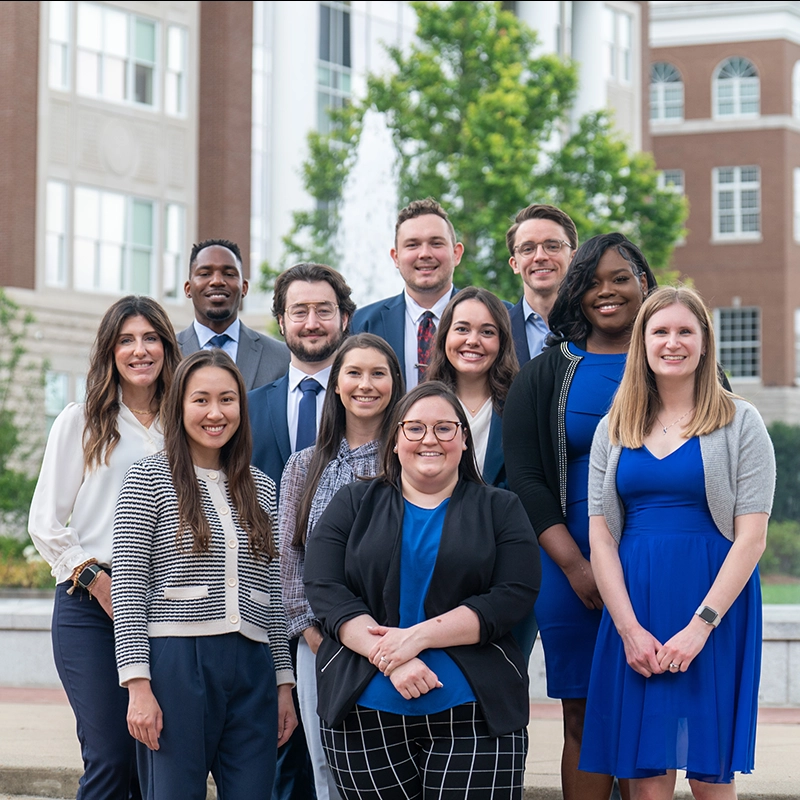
[[589, 398, 775, 543]]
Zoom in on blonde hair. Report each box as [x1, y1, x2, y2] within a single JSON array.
[[608, 286, 736, 447]]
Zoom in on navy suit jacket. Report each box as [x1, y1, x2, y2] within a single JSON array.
[[483, 411, 507, 489], [178, 321, 289, 391], [247, 374, 292, 496], [351, 288, 459, 384], [508, 299, 531, 367]]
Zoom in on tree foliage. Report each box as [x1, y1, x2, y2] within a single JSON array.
[[0, 289, 40, 519], [275, 0, 687, 300]]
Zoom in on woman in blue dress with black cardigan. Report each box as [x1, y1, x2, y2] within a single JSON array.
[[504, 233, 657, 800], [581, 287, 774, 798]]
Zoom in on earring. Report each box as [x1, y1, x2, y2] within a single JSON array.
[[393, 446, 398, 453]]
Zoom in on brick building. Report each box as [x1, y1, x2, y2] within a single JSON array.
[[650, 0, 800, 422]]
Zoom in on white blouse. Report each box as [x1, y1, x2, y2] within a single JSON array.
[[460, 398, 492, 477], [28, 402, 164, 584]]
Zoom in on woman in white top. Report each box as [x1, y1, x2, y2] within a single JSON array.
[[424, 286, 519, 490], [28, 295, 180, 800]]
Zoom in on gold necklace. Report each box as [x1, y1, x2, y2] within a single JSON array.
[[128, 406, 155, 416], [656, 408, 693, 435], [463, 396, 490, 415]]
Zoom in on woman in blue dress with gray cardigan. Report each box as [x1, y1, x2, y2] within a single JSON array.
[[581, 287, 775, 798]]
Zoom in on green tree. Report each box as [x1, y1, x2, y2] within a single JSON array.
[[0, 289, 40, 527], [768, 421, 800, 522], [274, 0, 686, 299]]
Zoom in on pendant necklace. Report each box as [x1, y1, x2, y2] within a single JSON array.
[[656, 408, 693, 435]]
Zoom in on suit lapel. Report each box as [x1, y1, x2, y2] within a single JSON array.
[[236, 324, 259, 390], [510, 299, 531, 365], [177, 326, 201, 357], [482, 411, 504, 486], [267, 376, 292, 466], [380, 294, 406, 374]]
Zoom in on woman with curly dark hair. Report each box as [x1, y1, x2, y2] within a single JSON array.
[[28, 295, 180, 799], [504, 233, 656, 800]]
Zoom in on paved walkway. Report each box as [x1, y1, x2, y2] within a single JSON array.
[[0, 687, 797, 799]]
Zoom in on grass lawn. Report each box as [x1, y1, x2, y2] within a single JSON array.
[[761, 575, 800, 604]]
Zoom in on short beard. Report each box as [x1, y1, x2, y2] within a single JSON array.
[[204, 307, 235, 322], [287, 330, 344, 364]]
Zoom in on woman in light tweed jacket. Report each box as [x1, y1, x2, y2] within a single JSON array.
[[112, 348, 296, 800], [580, 287, 775, 799]]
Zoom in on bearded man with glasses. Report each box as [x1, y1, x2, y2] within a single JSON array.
[[505, 205, 578, 364]]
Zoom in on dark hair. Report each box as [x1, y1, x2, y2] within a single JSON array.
[[378, 382, 484, 489], [271, 262, 356, 333], [292, 334, 405, 547], [83, 296, 180, 471], [162, 349, 274, 558], [189, 239, 243, 275], [505, 204, 579, 255], [395, 198, 457, 246], [424, 287, 519, 414], [547, 233, 657, 345]]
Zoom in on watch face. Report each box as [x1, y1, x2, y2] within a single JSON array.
[[77, 565, 100, 589], [698, 606, 718, 624]]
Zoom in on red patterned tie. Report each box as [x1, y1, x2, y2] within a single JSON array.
[[417, 311, 436, 380]]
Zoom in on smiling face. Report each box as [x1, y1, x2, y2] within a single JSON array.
[[182, 365, 241, 469], [395, 395, 467, 495], [185, 245, 248, 332], [644, 302, 705, 384], [113, 315, 165, 392], [279, 280, 348, 368], [391, 214, 464, 304], [580, 248, 648, 345], [444, 298, 500, 381], [335, 346, 394, 425], [509, 217, 572, 300]]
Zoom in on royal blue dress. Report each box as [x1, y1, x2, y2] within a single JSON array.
[[580, 437, 761, 783], [536, 343, 627, 697]]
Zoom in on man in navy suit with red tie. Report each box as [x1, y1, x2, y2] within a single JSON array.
[[505, 204, 578, 365], [351, 198, 463, 389]]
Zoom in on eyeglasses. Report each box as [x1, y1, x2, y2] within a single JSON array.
[[284, 302, 339, 322], [514, 240, 572, 258], [398, 420, 462, 442]]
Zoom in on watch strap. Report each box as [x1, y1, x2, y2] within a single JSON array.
[[695, 604, 720, 628]]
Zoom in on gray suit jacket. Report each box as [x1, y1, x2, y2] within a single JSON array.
[[177, 321, 290, 391]]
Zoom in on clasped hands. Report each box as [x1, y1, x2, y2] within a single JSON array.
[[621, 617, 712, 678], [366, 624, 442, 700]]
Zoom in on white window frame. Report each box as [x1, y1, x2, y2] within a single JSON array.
[[793, 61, 800, 119], [76, 2, 159, 110], [713, 57, 759, 119], [712, 166, 760, 242], [73, 186, 155, 295], [650, 62, 683, 122], [317, 1, 352, 136], [165, 24, 187, 117], [794, 168, 800, 243], [603, 6, 632, 85], [162, 203, 186, 301], [45, 371, 70, 432], [714, 307, 760, 381], [48, 0, 71, 90], [45, 180, 69, 288]]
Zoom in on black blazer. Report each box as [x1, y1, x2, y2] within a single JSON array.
[[304, 478, 540, 737]]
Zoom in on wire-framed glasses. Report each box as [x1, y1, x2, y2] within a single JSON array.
[[514, 239, 572, 257], [398, 420, 462, 442], [284, 302, 339, 322]]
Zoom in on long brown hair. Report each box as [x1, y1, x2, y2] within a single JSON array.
[[162, 349, 275, 558], [292, 334, 404, 547], [424, 287, 519, 414], [379, 382, 484, 489], [608, 286, 736, 447], [83, 296, 180, 471]]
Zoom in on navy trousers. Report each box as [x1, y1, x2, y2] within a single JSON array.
[[137, 633, 278, 800], [51, 580, 140, 800]]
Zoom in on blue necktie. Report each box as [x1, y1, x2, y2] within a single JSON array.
[[296, 377, 323, 451], [207, 333, 231, 350]]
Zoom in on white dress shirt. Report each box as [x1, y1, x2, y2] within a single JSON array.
[[460, 398, 492, 476], [28, 402, 164, 584], [193, 318, 241, 362], [286, 364, 332, 452], [403, 289, 454, 389]]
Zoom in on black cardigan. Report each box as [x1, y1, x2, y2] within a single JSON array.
[[503, 341, 580, 537], [303, 477, 540, 737]]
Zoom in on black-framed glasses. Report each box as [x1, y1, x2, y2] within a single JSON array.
[[514, 239, 572, 257], [284, 302, 339, 322], [398, 420, 462, 442]]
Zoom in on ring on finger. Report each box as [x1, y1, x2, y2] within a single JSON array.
[[669, 662, 680, 671]]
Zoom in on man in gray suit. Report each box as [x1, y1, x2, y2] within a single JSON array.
[[177, 238, 289, 389]]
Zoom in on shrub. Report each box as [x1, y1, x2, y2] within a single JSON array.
[[761, 520, 800, 577]]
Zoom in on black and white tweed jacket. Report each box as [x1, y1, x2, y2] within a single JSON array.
[[111, 452, 293, 687]]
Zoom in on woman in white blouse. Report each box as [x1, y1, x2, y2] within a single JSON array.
[[28, 295, 180, 800], [425, 286, 519, 490]]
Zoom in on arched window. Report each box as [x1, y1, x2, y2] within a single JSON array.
[[650, 62, 684, 122], [714, 57, 759, 118], [792, 61, 800, 118]]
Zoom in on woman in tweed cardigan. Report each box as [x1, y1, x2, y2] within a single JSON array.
[[112, 349, 295, 800], [279, 333, 404, 800]]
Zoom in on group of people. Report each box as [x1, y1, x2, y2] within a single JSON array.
[[27, 198, 775, 800]]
